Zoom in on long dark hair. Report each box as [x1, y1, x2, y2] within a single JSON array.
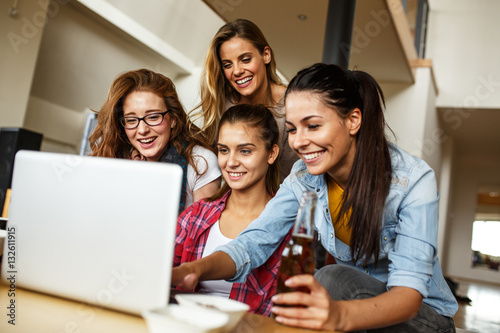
[[285, 63, 393, 266], [207, 104, 280, 201]]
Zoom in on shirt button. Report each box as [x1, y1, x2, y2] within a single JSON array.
[[330, 233, 334, 238], [384, 236, 387, 241], [326, 208, 329, 213], [316, 189, 320, 192], [364, 269, 368, 273]]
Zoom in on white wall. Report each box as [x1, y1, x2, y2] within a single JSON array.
[[24, 96, 87, 153], [103, 0, 223, 67], [427, 0, 500, 109], [175, 67, 205, 118], [446, 152, 500, 284], [382, 68, 442, 178], [0, 0, 49, 127], [382, 80, 425, 155], [420, 72, 442, 181], [21, 0, 223, 153], [31, 1, 185, 112], [427, 0, 500, 283], [381, 67, 454, 267], [437, 138, 454, 268]]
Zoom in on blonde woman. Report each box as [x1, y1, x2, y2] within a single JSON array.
[[190, 19, 298, 181]]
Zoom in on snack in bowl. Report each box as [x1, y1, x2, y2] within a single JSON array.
[[175, 294, 250, 332]]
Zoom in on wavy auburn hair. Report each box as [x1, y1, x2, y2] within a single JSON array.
[[89, 69, 212, 172]]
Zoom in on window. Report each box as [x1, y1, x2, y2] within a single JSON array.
[[471, 221, 500, 256], [471, 221, 500, 271]]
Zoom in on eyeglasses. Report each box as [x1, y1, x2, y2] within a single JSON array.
[[120, 111, 170, 129]]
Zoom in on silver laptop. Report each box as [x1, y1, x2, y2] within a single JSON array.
[[1, 150, 182, 315]]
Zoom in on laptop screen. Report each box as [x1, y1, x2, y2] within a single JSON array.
[[1, 150, 182, 315]]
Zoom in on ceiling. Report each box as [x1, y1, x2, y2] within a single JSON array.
[[477, 192, 500, 206], [438, 107, 500, 158], [26, 0, 499, 158], [202, 0, 500, 159], [202, 0, 417, 83]]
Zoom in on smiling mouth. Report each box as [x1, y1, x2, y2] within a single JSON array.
[[302, 151, 325, 161], [139, 137, 156, 144], [228, 172, 246, 177], [236, 77, 252, 85]]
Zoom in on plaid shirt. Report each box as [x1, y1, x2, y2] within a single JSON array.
[[174, 190, 290, 316]]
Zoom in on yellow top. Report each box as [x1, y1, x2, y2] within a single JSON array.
[[327, 176, 352, 245]]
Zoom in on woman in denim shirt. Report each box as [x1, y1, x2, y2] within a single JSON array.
[[173, 63, 458, 332]]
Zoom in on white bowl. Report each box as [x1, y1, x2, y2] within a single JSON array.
[[175, 294, 249, 332], [142, 304, 229, 333]]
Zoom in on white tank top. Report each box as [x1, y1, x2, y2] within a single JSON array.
[[197, 220, 233, 297]]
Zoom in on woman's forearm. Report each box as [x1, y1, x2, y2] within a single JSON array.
[[337, 286, 422, 332], [172, 251, 236, 289], [197, 251, 237, 280], [272, 276, 423, 332]]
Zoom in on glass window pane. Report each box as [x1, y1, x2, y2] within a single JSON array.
[[471, 221, 500, 257]]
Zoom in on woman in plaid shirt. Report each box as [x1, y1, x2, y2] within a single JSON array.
[[174, 104, 289, 315]]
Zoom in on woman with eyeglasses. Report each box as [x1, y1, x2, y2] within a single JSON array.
[[89, 69, 221, 213]]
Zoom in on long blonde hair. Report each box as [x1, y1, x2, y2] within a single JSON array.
[[189, 19, 283, 146]]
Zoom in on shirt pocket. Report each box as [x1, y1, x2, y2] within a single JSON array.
[[379, 218, 397, 259]]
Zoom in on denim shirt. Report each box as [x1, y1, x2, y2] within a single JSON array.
[[217, 143, 458, 317]]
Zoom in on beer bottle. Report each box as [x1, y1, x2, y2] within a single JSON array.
[[275, 191, 317, 296]]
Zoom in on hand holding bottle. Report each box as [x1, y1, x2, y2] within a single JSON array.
[[275, 191, 317, 297], [271, 274, 339, 330]]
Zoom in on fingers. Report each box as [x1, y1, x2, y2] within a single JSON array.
[[170, 267, 182, 287], [171, 264, 199, 290], [272, 290, 307, 306], [272, 274, 329, 306], [271, 304, 330, 330], [181, 273, 198, 289], [284, 274, 324, 292], [271, 274, 334, 330], [272, 289, 329, 309], [274, 314, 324, 330]]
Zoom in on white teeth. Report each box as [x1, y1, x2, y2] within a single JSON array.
[[228, 172, 245, 177], [303, 152, 323, 160], [236, 77, 252, 85], [139, 138, 155, 143]]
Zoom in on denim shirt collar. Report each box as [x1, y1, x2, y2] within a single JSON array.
[[290, 161, 354, 260], [293, 160, 326, 188]]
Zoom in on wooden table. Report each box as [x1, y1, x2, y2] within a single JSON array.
[[0, 284, 337, 332]]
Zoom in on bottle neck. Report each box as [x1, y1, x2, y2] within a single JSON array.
[[292, 192, 317, 238]]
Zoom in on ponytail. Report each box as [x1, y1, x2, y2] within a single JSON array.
[[285, 63, 393, 266]]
